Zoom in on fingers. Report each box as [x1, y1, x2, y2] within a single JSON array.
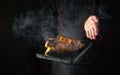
[[88, 24, 99, 40], [91, 27, 96, 39], [91, 26, 98, 39], [84, 15, 99, 40], [86, 27, 97, 40], [93, 22, 99, 36]]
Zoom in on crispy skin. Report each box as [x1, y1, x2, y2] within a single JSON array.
[[45, 35, 85, 54]]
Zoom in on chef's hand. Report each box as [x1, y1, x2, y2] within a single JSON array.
[[84, 15, 99, 40]]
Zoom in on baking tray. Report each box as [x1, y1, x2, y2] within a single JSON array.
[[36, 42, 92, 64]]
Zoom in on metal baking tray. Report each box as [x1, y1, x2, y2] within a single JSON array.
[[36, 42, 92, 64]]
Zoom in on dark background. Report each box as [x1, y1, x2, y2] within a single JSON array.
[[0, 0, 119, 75]]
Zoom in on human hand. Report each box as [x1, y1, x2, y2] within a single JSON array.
[[84, 15, 99, 40]]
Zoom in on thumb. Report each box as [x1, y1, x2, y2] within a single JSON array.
[[91, 16, 99, 22]]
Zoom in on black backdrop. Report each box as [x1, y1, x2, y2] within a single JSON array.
[[0, 0, 119, 75]]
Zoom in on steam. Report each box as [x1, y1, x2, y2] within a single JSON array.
[[12, 0, 89, 49], [12, 9, 58, 49]]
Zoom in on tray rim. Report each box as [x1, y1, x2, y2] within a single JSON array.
[[36, 42, 93, 64]]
